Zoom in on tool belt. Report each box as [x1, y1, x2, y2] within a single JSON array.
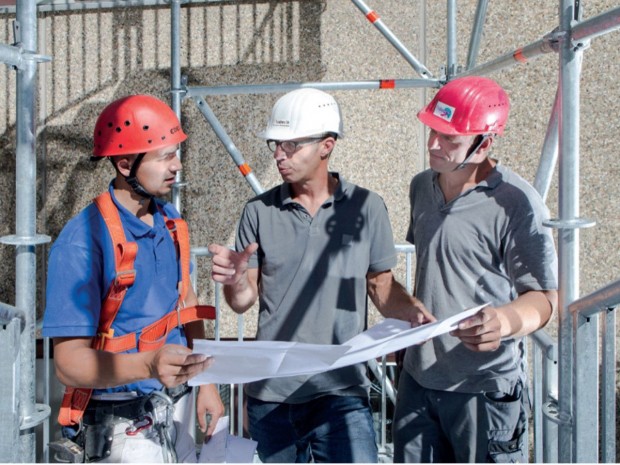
[[82, 383, 191, 426], [52, 385, 191, 463]]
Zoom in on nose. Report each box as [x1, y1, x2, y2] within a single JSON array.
[[427, 131, 440, 150], [273, 144, 287, 161], [171, 154, 183, 172]]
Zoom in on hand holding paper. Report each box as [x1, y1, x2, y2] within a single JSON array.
[[189, 304, 487, 386]]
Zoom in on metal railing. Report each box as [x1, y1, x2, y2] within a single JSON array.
[[0, 303, 28, 463]]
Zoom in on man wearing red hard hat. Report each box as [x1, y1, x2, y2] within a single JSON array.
[[43, 95, 223, 462], [393, 76, 558, 463]]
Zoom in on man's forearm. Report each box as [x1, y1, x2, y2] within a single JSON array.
[[496, 290, 557, 338], [54, 339, 153, 389], [223, 276, 258, 314], [367, 270, 432, 323]]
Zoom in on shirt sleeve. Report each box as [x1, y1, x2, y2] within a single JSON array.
[[42, 241, 104, 338], [367, 192, 397, 273], [235, 202, 260, 269], [504, 192, 558, 293]]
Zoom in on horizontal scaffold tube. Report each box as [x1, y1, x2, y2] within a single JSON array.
[[185, 79, 440, 99]]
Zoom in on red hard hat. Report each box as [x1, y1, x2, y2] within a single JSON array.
[[417, 76, 510, 136], [93, 95, 187, 157]]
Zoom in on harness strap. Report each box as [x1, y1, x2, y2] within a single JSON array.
[[165, 218, 191, 304], [58, 193, 213, 427], [59, 192, 138, 427], [99, 305, 217, 353]]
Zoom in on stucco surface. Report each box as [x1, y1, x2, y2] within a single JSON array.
[[1, 0, 619, 344]]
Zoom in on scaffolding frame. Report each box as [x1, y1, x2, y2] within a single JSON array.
[[1, 0, 620, 462]]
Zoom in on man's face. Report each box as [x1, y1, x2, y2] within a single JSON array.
[[271, 136, 332, 184], [132, 144, 182, 196], [426, 128, 478, 173]]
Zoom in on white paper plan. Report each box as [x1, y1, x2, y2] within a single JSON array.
[[198, 416, 257, 463], [189, 303, 487, 386]]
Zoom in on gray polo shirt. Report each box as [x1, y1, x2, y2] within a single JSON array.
[[403, 164, 558, 394], [236, 172, 397, 403]]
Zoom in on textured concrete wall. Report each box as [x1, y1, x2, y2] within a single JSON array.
[[1, 0, 619, 340]]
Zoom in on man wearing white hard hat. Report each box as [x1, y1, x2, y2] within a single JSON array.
[[393, 76, 558, 463], [209, 88, 433, 463]]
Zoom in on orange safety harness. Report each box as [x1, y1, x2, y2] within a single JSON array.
[[58, 191, 215, 427]]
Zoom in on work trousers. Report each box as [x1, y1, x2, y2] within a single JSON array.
[[393, 371, 529, 463]]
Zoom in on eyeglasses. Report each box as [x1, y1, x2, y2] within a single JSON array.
[[266, 137, 326, 154]]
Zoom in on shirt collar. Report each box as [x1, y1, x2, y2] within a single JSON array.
[[431, 163, 503, 192], [278, 172, 350, 206], [107, 181, 166, 238]]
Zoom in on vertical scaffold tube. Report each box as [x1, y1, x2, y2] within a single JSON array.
[[466, 0, 489, 70], [15, 0, 38, 459], [446, 0, 457, 79], [557, 0, 582, 461], [170, 0, 183, 212]]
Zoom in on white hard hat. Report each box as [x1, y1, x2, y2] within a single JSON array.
[[259, 88, 344, 140]]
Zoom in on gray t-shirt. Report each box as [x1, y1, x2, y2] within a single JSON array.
[[236, 173, 397, 403], [404, 164, 558, 394]]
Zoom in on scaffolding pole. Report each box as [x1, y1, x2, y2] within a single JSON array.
[[13, 0, 48, 459], [465, 0, 489, 70], [556, 1, 584, 462], [350, 0, 433, 79], [533, 88, 560, 202], [170, 0, 185, 212], [186, 79, 439, 99]]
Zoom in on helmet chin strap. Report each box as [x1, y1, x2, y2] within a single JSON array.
[[453, 134, 489, 171], [125, 153, 153, 200]]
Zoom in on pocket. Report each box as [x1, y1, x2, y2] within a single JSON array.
[[484, 383, 529, 463]]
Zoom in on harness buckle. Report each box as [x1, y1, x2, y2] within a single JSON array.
[[176, 301, 185, 329], [96, 329, 115, 350], [114, 269, 136, 287]]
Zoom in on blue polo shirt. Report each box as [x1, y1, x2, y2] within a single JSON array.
[[43, 183, 186, 395]]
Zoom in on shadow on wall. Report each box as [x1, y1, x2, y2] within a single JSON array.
[[0, 1, 325, 310]]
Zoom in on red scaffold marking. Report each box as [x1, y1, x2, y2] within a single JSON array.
[[380, 80, 396, 89], [366, 11, 379, 23], [239, 163, 252, 176], [513, 49, 528, 63]]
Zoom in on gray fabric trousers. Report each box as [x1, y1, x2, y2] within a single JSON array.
[[393, 371, 529, 463]]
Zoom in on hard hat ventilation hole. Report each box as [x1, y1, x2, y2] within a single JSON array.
[[115, 127, 122, 133], [148, 140, 153, 144], [143, 125, 149, 131], [118, 144, 123, 148], [107, 122, 113, 128], [161, 136, 166, 140], [124, 120, 131, 126]]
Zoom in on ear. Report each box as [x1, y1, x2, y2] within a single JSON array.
[[114, 155, 135, 177], [479, 135, 494, 153], [319, 137, 336, 159]]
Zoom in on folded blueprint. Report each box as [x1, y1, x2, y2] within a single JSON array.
[[189, 304, 486, 386]]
